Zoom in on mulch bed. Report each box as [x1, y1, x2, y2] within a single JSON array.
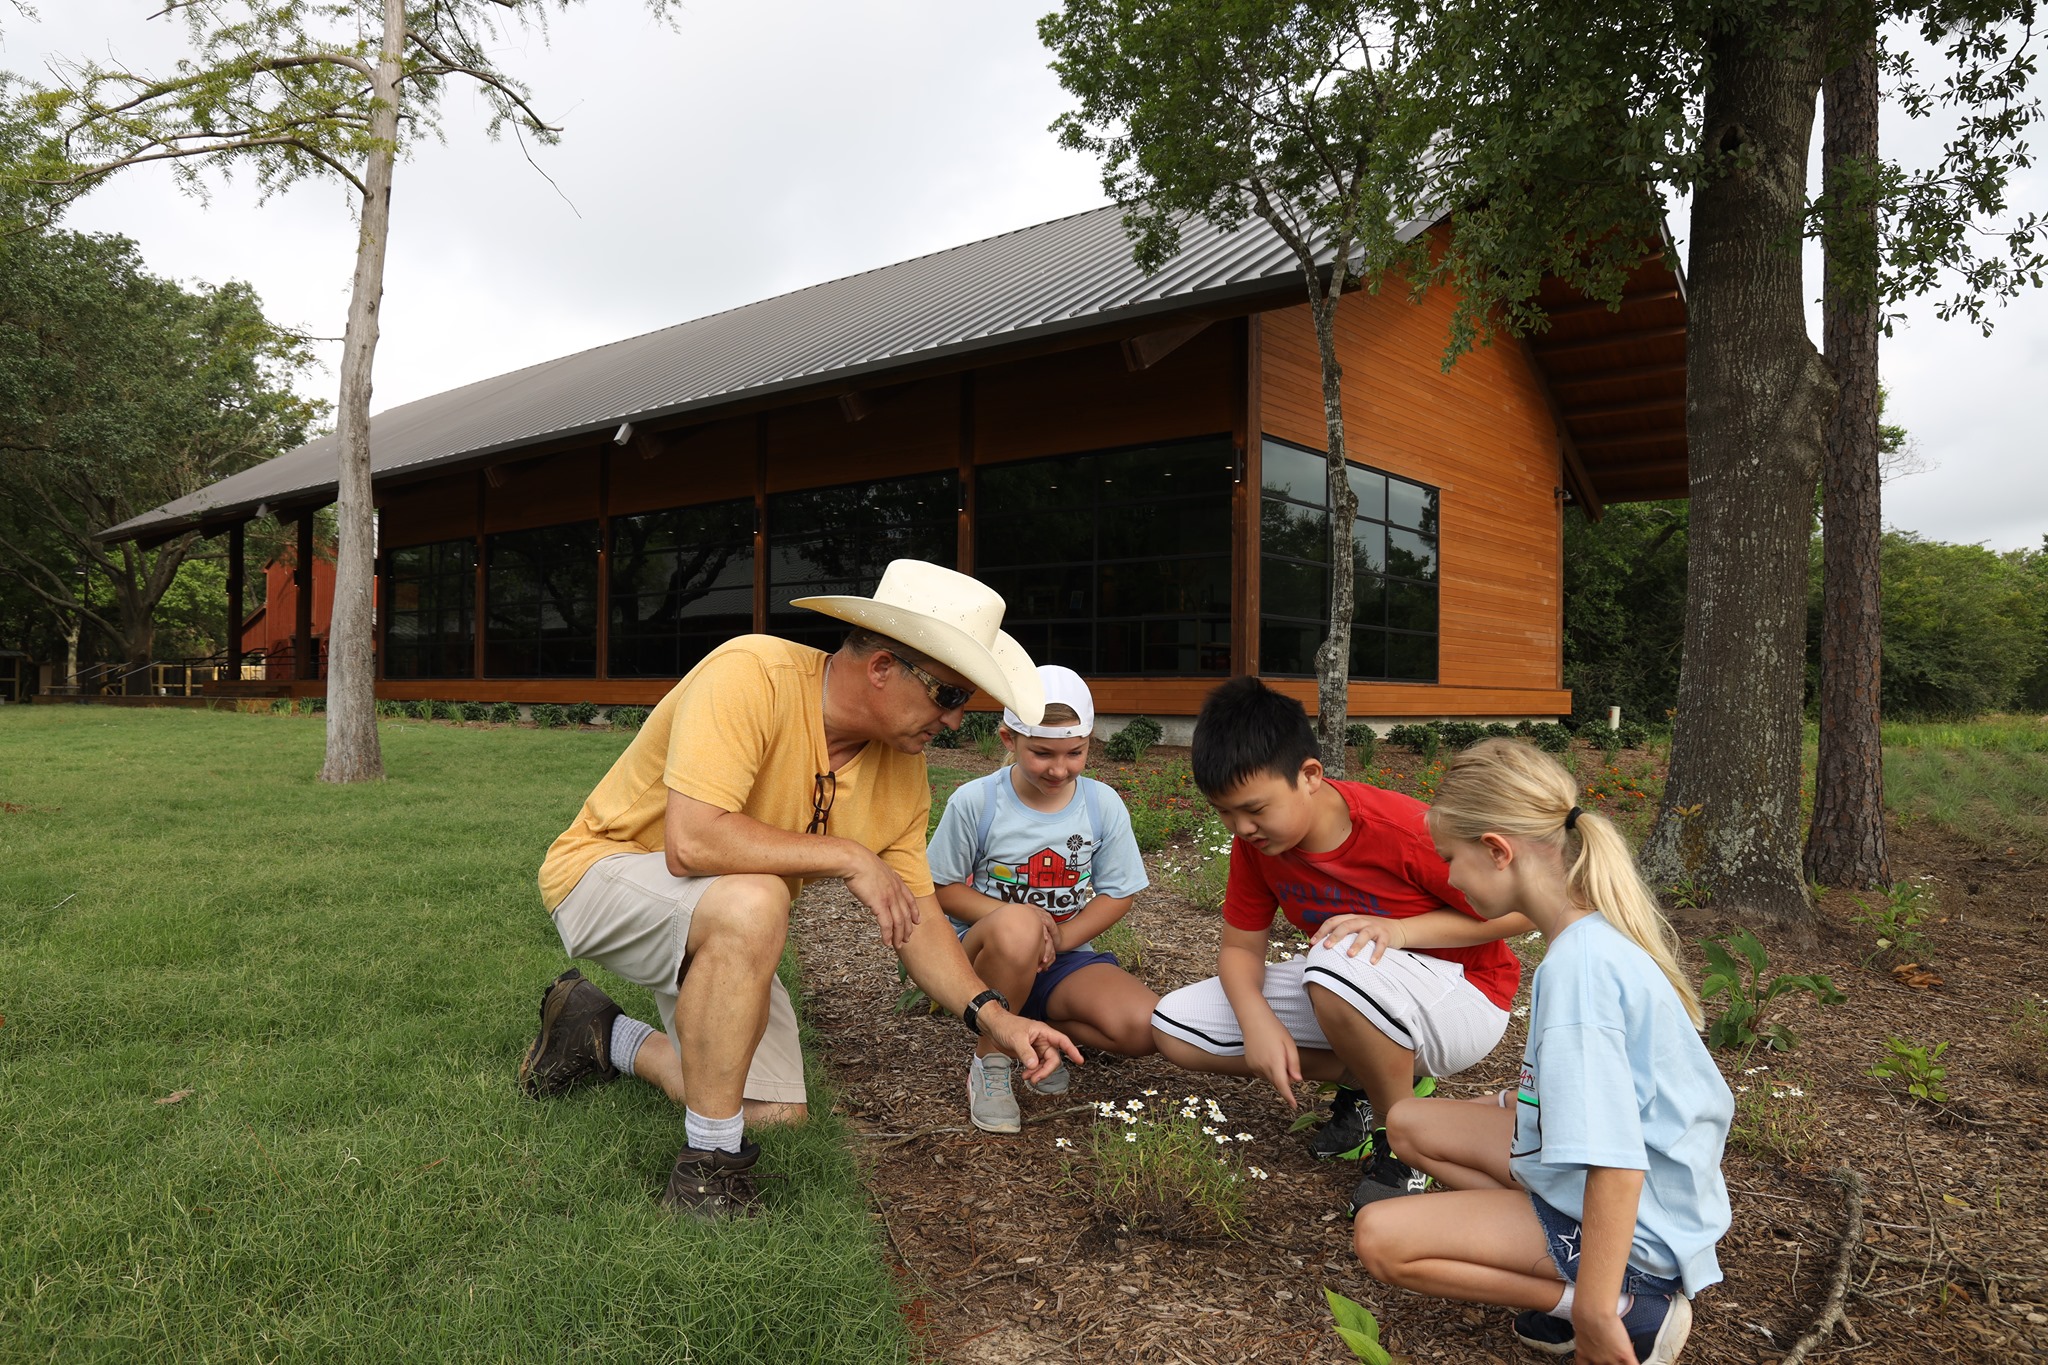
[[790, 743, 2048, 1363]]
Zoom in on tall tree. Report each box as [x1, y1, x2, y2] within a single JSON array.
[[1042, 0, 1437, 776], [0, 227, 319, 685], [1808, 7, 1891, 889], [1402, 0, 2039, 928], [18, 0, 674, 780]]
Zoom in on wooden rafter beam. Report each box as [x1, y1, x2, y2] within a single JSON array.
[[1538, 288, 1682, 321], [1549, 361, 1688, 392], [1122, 320, 1210, 372], [1530, 325, 1687, 359], [1564, 395, 1687, 422], [1517, 336, 1603, 521]]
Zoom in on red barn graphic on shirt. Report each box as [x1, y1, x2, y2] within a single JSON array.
[[1023, 847, 1081, 889]]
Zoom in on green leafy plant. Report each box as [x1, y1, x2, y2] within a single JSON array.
[[1666, 877, 1712, 910], [1345, 723, 1377, 768], [1869, 1037, 1950, 1105], [1161, 815, 1231, 912], [1384, 722, 1437, 751], [974, 728, 1006, 760], [1105, 716, 1163, 762], [1529, 721, 1573, 755], [564, 701, 598, 727], [1484, 721, 1515, 739], [1437, 720, 1485, 750], [458, 700, 489, 723], [1699, 928, 1845, 1052], [1849, 877, 1935, 963], [1727, 1064, 1823, 1166], [1079, 1091, 1254, 1239], [270, 698, 293, 715], [928, 723, 962, 748], [958, 711, 1002, 743], [1325, 1288, 1393, 1365], [488, 701, 518, 724], [529, 703, 566, 730], [608, 704, 649, 730], [305, 696, 324, 714], [892, 959, 937, 1016], [1618, 720, 1650, 749]]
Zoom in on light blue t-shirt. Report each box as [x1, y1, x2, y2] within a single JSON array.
[[1510, 913, 1734, 1296], [928, 769, 1149, 939]]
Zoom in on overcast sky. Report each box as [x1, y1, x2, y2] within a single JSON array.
[[6, 2, 2042, 551]]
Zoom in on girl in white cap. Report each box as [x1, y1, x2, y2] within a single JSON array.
[[928, 666, 1159, 1132]]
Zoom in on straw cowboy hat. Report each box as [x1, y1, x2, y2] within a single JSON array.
[[793, 560, 1045, 725]]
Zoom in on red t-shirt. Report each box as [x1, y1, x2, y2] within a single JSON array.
[[1220, 779, 1520, 1011]]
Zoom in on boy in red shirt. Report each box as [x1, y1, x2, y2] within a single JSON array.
[[1151, 677, 1529, 1210]]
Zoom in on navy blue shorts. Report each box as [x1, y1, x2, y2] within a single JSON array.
[[1023, 948, 1121, 1020], [1529, 1192, 1684, 1297]]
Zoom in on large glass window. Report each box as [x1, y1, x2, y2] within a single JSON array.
[[610, 500, 756, 677], [768, 472, 958, 651], [382, 538, 475, 679], [977, 439, 1233, 675], [1258, 438, 1438, 682], [485, 522, 600, 677]]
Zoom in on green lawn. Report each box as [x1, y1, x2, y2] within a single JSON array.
[[0, 707, 909, 1364]]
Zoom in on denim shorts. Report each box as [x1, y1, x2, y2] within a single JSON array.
[[1530, 1192, 1684, 1297]]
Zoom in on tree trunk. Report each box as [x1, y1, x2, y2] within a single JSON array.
[[319, 0, 401, 784], [1806, 19, 1890, 890], [1309, 276, 1357, 778], [63, 619, 79, 693], [1639, 6, 1832, 930]]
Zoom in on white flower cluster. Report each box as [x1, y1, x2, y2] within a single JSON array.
[[1077, 1093, 1263, 1152]]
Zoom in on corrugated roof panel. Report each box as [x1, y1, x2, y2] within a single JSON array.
[[105, 203, 1324, 542]]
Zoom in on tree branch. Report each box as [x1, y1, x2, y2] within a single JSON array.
[[1777, 1166, 1865, 1365], [36, 135, 369, 197]]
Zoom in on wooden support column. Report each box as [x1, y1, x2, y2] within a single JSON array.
[[596, 449, 611, 678], [957, 372, 975, 572], [225, 521, 245, 678], [752, 415, 769, 634], [294, 511, 316, 680], [1233, 315, 1264, 677], [473, 473, 488, 679]]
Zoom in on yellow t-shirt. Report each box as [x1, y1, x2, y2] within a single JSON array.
[[538, 635, 935, 911]]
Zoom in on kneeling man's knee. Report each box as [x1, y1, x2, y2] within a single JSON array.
[[692, 874, 791, 959]]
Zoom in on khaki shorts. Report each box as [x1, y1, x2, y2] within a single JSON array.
[[549, 851, 806, 1104]]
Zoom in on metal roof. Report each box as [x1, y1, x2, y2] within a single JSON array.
[[105, 203, 1362, 544]]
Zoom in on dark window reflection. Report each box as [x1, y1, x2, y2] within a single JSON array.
[[485, 523, 600, 677], [610, 499, 756, 677], [383, 538, 475, 679], [978, 438, 1233, 676], [1258, 437, 1438, 682], [768, 472, 958, 651]]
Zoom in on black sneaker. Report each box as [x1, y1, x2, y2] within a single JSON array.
[[1627, 1292, 1693, 1364], [661, 1140, 766, 1220], [1511, 1309, 1575, 1356], [1308, 1087, 1375, 1160], [517, 968, 622, 1097], [1348, 1131, 1433, 1213]]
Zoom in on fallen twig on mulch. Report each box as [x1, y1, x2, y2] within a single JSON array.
[[1776, 1166, 1865, 1365]]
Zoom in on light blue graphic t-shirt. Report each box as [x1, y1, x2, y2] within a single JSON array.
[[1509, 913, 1734, 1296], [928, 768, 1149, 938]]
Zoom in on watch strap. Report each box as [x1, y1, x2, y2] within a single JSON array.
[[962, 988, 1008, 1036]]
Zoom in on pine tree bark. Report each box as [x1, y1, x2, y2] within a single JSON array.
[[318, 0, 400, 784], [1640, 6, 1833, 929], [1806, 20, 1890, 889]]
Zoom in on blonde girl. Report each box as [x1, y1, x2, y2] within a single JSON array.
[[1351, 740, 1730, 1365]]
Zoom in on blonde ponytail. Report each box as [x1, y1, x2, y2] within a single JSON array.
[[1431, 740, 1703, 1028]]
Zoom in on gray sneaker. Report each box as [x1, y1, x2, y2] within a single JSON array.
[[1022, 1057, 1071, 1095], [968, 1054, 1022, 1133]]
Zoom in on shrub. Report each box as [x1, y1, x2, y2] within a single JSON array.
[[1077, 1091, 1255, 1239], [1385, 722, 1435, 750], [1438, 721, 1486, 750], [1343, 722, 1375, 747], [1484, 721, 1515, 739], [974, 729, 1005, 760], [1513, 719, 1535, 737], [1618, 720, 1651, 749], [1848, 877, 1936, 964], [458, 701, 490, 723], [958, 711, 1001, 742], [530, 703, 566, 729], [928, 723, 962, 748], [1127, 804, 1179, 852], [1105, 716, 1163, 762], [564, 701, 598, 727], [608, 705, 649, 730], [396, 699, 425, 720], [489, 701, 518, 724], [1529, 722, 1573, 754], [306, 696, 325, 714], [1351, 726, 1377, 768], [270, 698, 293, 715]]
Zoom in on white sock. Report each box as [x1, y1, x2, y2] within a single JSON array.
[[685, 1107, 744, 1155], [609, 1015, 656, 1077], [1551, 1284, 1574, 1317]]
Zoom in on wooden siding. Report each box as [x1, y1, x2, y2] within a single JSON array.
[[483, 448, 604, 533], [1259, 281, 1565, 700], [608, 418, 757, 515], [765, 376, 960, 491], [974, 326, 1237, 467], [378, 472, 479, 549]]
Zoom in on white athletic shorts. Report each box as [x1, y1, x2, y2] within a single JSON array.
[[1151, 935, 1510, 1081], [549, 851, 806, 1104]]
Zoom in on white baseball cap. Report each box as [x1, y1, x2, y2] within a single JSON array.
[[1003, 665, 1094, 739]]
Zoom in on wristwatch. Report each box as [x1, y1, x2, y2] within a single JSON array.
[[962, 988, 1008, 1036]]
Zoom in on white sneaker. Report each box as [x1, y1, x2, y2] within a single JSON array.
[[967, 1054, 1021, 1133], [1022, 1057, 1071, 1095]]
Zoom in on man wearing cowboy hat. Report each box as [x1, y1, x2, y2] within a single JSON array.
[[519, 559, 1081, 1217]]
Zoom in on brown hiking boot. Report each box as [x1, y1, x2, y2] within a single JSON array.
[[517, 968, 623, 1097], [660, 1140, 766, 1220]]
